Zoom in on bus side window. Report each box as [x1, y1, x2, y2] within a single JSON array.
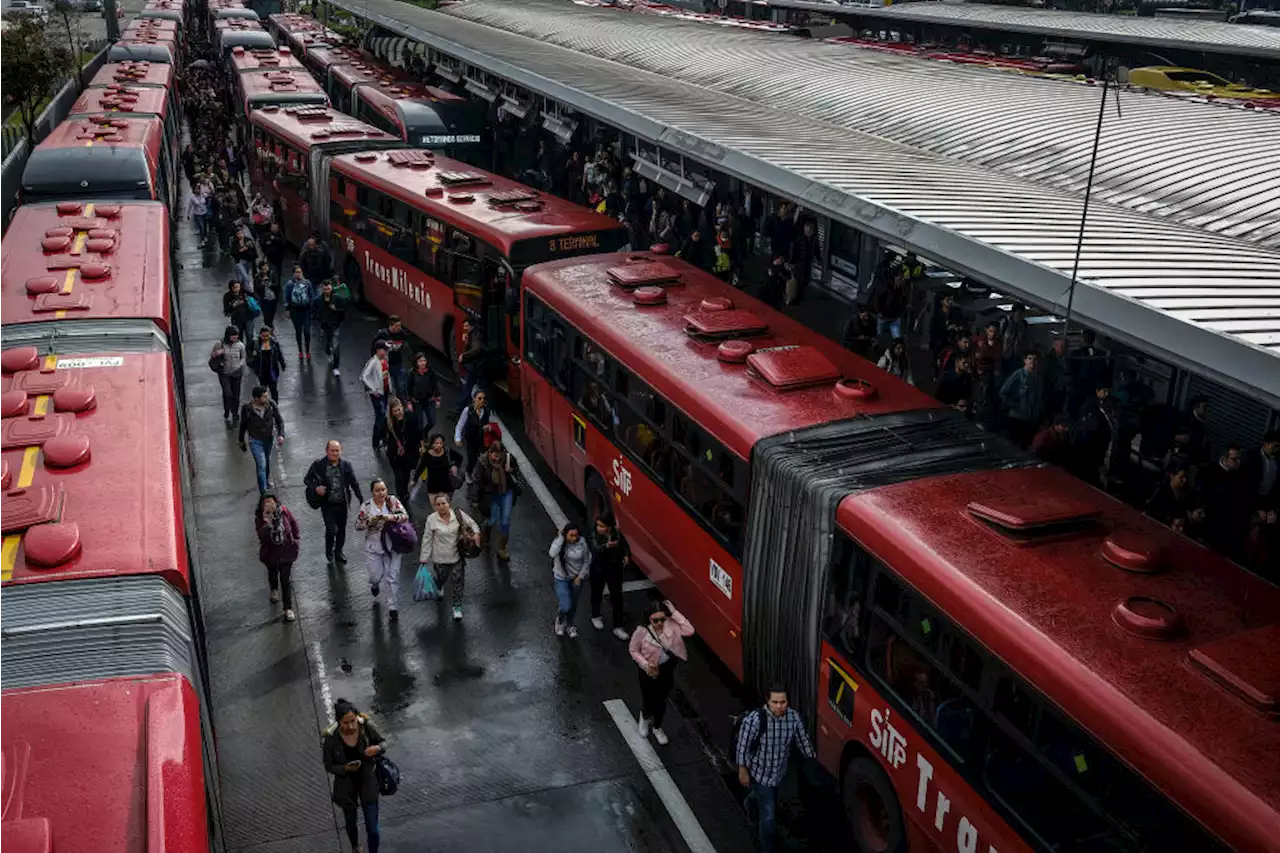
[[824, 531, 869, 660], [523, 293, 550, 372]]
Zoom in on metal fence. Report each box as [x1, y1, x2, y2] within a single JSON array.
[[1, 46, 110, 230]]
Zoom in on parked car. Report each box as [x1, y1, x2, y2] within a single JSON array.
[[1, 0, 49, 23], [80, 0, 103, 12]]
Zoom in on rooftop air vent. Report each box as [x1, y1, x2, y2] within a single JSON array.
[[1, 347, 41, 375], [968, 494, 1100, 541], [717, 340, 753, 364], [386, 149, 433, 168], [700, 297, 732, 312], [1187, 624, 1279, 714], [436, 171, 491, 187], [607, 260, 680, 289], [55, 202, 82, 215], [633, 286, 667, 306], [684, 309, 768, 341], [513, 201, 544, 212], [448, 193, 475, 204], [25, 277, 59, 295], [745, 345, 841, 391], [354, 152, 378, 162], [488, 188, 539, 206], [1112, 597, 1183, 640], [1102, 530, 1166, 573], [424, 186, 444, 198]]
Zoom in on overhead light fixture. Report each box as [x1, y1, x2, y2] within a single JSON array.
[[499, 94, 530, 119], [434, 65, 460, 84], [541, 112, 576, 145], [464, 78, 497, 102], [629, 154, 711, 208]]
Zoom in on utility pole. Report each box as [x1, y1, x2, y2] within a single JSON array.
[[103, 0, 119, 41]]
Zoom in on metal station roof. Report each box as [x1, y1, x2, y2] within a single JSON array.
[[768, 0, 1280, 60], [443, 0, 1280, 249], [332, 0, 1280, 405]]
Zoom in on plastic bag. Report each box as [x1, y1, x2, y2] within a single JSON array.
[[412, 563, 440, 602]]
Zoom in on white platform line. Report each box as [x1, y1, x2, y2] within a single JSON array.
[[604, 698, 720, 853], [312, 640, 335, 726], [491, 414, 569, 529]]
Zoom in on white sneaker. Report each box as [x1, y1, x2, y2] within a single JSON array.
[[452, 605, 463, 621], [269, 590, 280, 603], [612, 627, 630, 642], [554, 619, 565, 637], [284, 608, 296, 621], [591, 617, 605, 630], [332, 368, 340, 377], [653, 727, 669, 746], [567, 625, 579, 639], [638, 716, 651, 738]]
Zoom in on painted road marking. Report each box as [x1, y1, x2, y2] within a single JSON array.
[[311, 640, 336, 726], [490, 414, 653, 599], [604, 698, 720, 853]]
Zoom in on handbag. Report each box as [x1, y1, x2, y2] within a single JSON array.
[[208, 349, 223, 373], [381, 518, 419, 555], [413, 563, 441, 601], [374, 755, 401, 796], [456, 511, 482, 559]]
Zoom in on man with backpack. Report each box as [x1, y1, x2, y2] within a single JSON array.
[[735, 686, 816, 853], [314, 280, 349, 378], [284, 266, 315, 360]]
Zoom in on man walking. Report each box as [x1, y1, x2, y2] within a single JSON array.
[[304, 440, 365, 568], [314, 280, 348, 377], [238, 385, 285, 494], [371, 315, 408, 395], [736, 686, 816, 853]]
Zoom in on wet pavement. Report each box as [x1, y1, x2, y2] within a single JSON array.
[[175, 202, 829, 851]]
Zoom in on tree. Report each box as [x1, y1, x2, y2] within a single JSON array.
[[51, 0, 87, 91], [0, 18, 72, 146]]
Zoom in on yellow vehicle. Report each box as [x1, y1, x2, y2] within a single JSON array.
[[1128, 66, 1280, 103]]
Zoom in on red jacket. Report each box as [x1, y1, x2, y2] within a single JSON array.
[[255, 506, 300, 566]]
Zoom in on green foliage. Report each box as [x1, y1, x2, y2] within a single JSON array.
[[0, 17, 73, 145]]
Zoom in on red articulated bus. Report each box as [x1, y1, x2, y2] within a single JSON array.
[[228, 44, 305, 75], [89, 59, 176, 93], [266, 12, 343, 59], [352, 80, 487, 160], [326, 147, 628, 394], [519, 253, 1280, 853], [234, 68, 330, 117], [20, 115, 177, 211], [246, 105, 401, 248], [214, 18, 276, 57], [300, 44, 366, 80], [139, 0, 189, 29], [325, 59, 417, 115], [68, 85, 180, 170], [1, 201, 220, 853]]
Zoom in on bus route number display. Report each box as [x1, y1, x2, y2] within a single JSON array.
[[548, 234, 601, 254]]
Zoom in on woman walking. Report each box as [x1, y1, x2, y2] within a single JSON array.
[[211, 325, 246, 426], [405, 352, 440, 434], [355, 478, 409, 621], [453, 388, 491, 480], [322, 699, 387, 853], [255, 492, 300, 621], [420, 494, 481, 621], [590, 513, 631, 641], [255, 258, 279, 330], [471, 439, 518, 561], [629, 600, 695, 745], [385, 398, 421, 512], [222, 279, 256, 340], [550, 523, 591, 638], [248, 325, 286, 403], [412, 433, 463, 507]]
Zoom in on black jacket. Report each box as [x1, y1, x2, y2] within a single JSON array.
[[591, 528, 630, 575], [304, 457, 365, 506], [406, 367, 438, 409], [322, 716, 387, 808], [372, 327, 408, 368], [299, 244, 333, 285], [248, 339, 286, 383], [260, 231, 285, 264], [313, 291, 348, 328], [385, 415, 421, 472], [238, 399, 284, 444], [470, 451, 519, 513], [414, 448, 463, 494]]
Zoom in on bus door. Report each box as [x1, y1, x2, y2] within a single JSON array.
[[484, 259, 518, 394]]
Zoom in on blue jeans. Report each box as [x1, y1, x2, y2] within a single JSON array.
[[247, 437, 272, 493], [555, 577, 582, 622], [390, 364, 406, 398], [321, 324, 340, 368], [486, 490, 514, 535], [877, 316, 902, 340], [235, 260, 254, 290], [342, 801, 379, 853], [749, 783, 778, 853], [291, 308, 312, 354]]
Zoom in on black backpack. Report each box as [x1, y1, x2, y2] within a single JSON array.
[[730, 707, 767, 763]]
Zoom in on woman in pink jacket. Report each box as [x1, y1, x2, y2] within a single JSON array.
[[629, 599, 695, 745]]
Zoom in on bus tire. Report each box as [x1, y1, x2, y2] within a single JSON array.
[[585, 471, 609, 526], [843, 757, 906, 853]]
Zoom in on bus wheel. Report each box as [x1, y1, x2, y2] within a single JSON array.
[[585, 472, 609, 526], [843, 757, 905, 853]]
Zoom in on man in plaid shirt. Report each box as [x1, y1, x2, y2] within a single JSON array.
[[736, 687, 816, 853]]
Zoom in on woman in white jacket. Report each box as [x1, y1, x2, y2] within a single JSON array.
[[354, 478, 409, 620], [876, 337, 915, 387], [419, 494, 480, 622]]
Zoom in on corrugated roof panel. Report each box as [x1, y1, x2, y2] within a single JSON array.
[[0, 576, 196, 689], [338, 0, 1280, 406], [767, 0, 1280, 59], [442, 0, 1280, 248]]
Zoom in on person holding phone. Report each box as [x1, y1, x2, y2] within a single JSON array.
[[322, 699, 387, 853]]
